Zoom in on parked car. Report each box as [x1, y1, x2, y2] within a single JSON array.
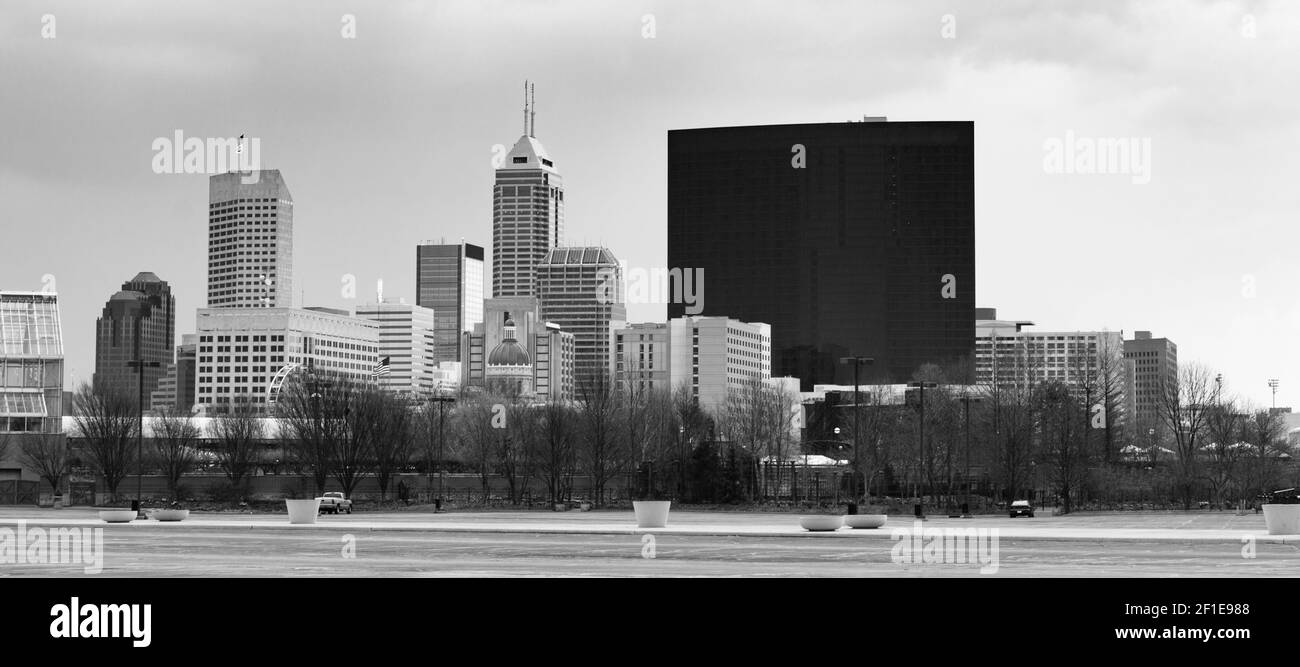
[[316, 492, 353, 514], [1009, 500, 1035, 518]]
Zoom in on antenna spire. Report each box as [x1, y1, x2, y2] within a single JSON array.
[[523, 80, 529, 135], [530, 83, 536, 137]]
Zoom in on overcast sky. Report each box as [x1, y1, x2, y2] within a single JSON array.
[[2, 0, 1297, 409]]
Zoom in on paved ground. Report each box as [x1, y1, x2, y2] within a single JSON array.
[[0, 508, 1296, 577]]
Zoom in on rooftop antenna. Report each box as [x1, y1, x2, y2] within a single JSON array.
[[523, 80, 529, 136], [530, 83, 536, 138]]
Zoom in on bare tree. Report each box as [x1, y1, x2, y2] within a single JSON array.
[[1156, 363, 1219, 510], [576, 375, 624, 505], [1242, 408, 1288, 499], [452, 392, 504, 501], [1203, 397, 1246, 508], [20, 434, 70, 496], [276, 371, 345, 495], [209, 400, 266, 488], [151, 407, 200, 501], [533, 401, 577, 505], [1038, 382, 1092, 514], [363, 389, 415, 501], [72, 382, 137, 500]]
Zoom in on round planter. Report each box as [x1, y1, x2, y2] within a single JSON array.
[[633, 500, 671, 528], [843, 514, 888, 529], [97, 509, 136, 523], [148, 509, 190, 522], [579, 502, 593, 512], [553, 503, 568, 512], [1262, 504, 1300, 535], [799, 515, 844, 532], [285, 499, 322, 525]]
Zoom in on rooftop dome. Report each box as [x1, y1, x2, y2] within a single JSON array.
[[488, 340, 531, 366]]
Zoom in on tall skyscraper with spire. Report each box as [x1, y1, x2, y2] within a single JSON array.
[[207, 169, 294, 308], [492, 82, 564, 299]]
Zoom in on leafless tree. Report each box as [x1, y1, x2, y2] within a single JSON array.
[[575, 375, 625, 505], [1242, 408, 1288, 499], [532, 401, 577, 505], [151, 406, 200, 501], [276, 371, 345, 495], [1156, 363, 1220, 510], [451, 392, 504, 501], [364, 389, 415, 501], [209, 399, 265, 488], [71, 382, 138, 500], [1202, 396, 1247, 508], [1038, 382, 1093, 514], [19, 434, 70, 496]]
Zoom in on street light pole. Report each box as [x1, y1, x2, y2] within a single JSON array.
[[125, 309, 160, 517], [958, 393, 982, 517], [908, 381, 937, 518], [838, 357, 874, 505]]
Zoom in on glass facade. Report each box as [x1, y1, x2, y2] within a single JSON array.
[[667, 121, 976, 390], [416, 242, 485, 363], [0, 292, 64, 433]]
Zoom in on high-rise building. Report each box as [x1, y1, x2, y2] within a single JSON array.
[[492, 102, 564, 299], [415, 241, 485, 363], [668, 120, 975, 390], [0, 291, 64, 436], [1123, 331, 1178, 432], [195, 306, 379, 413], [975, 309, 1124, 379], [150, 334, 198, 414], [668, 316, 771, 413], [613, 322, 672, 394], [207, 170, 294, 308], [537, 247, 626, 388], [354, 301, 437, 396], [93, 272, 175, 401], [614, 316, 772, 412]]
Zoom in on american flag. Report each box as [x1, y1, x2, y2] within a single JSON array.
[[373, 356, 391, 378]]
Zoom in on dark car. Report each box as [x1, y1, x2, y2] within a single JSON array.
[[1009, 500, 1035, 518]]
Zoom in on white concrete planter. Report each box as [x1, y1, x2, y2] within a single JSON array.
[[633, 500, 671, 528], [285, 499, 322, 525], [799, 515, 844, 532], [149, 509, 190, 522], [1262, 504, 1300, 535], [844, 514, 888, 529], [579, 502, 593, 512], [97, 509, 136, 523]]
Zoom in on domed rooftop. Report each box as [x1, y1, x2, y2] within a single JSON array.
[[488, 340, 531, 366]]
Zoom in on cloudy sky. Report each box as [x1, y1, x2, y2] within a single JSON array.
[[1, 0, 1297, 409]]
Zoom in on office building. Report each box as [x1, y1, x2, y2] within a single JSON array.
[[537, 247, 626, 388], [1123, 330, 1178, 432], [93, 272, 175, 401], [492, 94, 564, 299], [149, 334, 198, 413], [354, 301, 437, 396], [668, 120, 975, 390], [669, 316, 771, 413], [195, 306, 379, 413], [208, 170, 294, 308], [415, 241, 485, 363], [615, 316, 772, 412], [975, 308, 1125, 391], [0, 291, 64, 436], [461, 298, 575, 403]]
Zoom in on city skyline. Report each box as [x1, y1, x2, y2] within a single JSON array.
[[2, 1, 1298, 408]]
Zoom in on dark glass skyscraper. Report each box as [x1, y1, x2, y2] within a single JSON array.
[[93, 272, 176, 400], [416, 242, 485, 363], [668, 121, 975, 389]]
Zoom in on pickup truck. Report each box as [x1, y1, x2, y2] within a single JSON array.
[[316, 492, 353, 514]]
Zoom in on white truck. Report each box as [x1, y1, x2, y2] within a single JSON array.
[[316, 492, 353, 514]]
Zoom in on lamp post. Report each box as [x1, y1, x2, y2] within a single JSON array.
[[125, 307, 160, 517], [1268, 378, 1278, 411], [838, 357, 874, 505], [430, 384, 455, 511], [907, 381, 938, 518], [957, 393, 982, 517]]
